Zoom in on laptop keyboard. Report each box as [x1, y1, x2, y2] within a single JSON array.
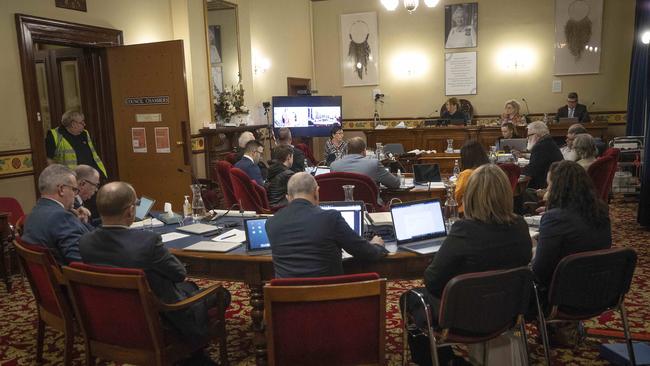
[[407, 238, 444, 250]]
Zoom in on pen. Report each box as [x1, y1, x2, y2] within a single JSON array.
[[220, 233, 236, 240]]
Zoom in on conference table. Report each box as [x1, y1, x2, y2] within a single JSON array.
[[163, 217, 431, 365]]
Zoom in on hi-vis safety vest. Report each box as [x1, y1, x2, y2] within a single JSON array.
[[51, 128, 107, 177]]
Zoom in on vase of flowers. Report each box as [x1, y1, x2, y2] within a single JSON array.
[[215, 84, 249, 125]]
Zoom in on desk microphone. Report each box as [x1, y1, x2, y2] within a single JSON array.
[[177, 167, 199, 185], [521, 97, 531, 115]]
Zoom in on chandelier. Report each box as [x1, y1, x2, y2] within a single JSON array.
[[380, 0, 439, 13]]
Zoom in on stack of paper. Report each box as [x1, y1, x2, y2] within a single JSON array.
[[367, 212, 393, 226], [129, 218, 164, 229]]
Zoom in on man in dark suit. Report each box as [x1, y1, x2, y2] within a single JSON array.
[[555, 92, 591, 123], [277, 127, 305, 172], [266, 172, 387, 278], [23, 164, 91, 264], [523, 121, 564, 190], [234, 140, 265, 186], [330, 137, 400, 189], [79, 181, 230, 347]]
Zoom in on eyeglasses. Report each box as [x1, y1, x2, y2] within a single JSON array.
[[82, 179, 100, 189], [61, 184, 80, 194]]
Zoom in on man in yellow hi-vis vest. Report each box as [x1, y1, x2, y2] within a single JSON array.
[[46, 110, 107, 178]]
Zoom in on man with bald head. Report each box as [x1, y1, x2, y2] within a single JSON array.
[[23, 164, 91, 264], [79, 182, 230, 347], [266, 172, 387, 278]]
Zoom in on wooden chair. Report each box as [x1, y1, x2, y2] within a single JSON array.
[[264, 273, 386, 366], [0, 197, 25, 291], [14, 239, 76, 365], [62, 262, 229, 366]]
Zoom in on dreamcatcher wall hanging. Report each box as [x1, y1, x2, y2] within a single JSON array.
[[554, 0, 603, 75], [340, 12, 379, 86]]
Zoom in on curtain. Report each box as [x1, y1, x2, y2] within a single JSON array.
[[629, 0, 650, 225]]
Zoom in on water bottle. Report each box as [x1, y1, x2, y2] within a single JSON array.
[[304, 158, 309, 171], [453, 159, 460, 178], [182, 195, 192, 221], [543, 113, 548, 124], [190, 184, 206, 223], [444, 185, 459, 231], [397, 169, 405, 187]]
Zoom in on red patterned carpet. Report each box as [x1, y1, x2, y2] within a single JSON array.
[[1, 200, 648, 365]]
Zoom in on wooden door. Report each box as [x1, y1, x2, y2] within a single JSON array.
[[105, 41, 192, 209]]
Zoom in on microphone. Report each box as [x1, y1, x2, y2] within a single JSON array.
[[521, 97, 531, 115], [177, 167, 199, 185]]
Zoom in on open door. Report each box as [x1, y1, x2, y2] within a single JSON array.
[[105, 40, 192, 209]]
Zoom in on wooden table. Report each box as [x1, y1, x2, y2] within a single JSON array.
[[171, 247, 432, 365]]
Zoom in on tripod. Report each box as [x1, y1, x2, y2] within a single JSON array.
[[373, 95, 384, 127], [263, 103, 276, 149]]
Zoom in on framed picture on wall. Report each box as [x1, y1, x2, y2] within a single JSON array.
[[55, 0, 87, 12], [445, 52, 477, 96], [444, 3, 478, 49], [208, 25, 222, 65], [340, 12, 379, 87], [554, 0, 603, 75]]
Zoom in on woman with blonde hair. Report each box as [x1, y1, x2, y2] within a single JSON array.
[[401, 164, 532, 365], [501, 99, 525, 126]]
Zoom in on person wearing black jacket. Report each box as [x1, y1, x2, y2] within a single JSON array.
[[277, 127, 306, 172], [266, 145, 295, 207], [441, 97, 467, 124], [401, 164, 532, 365], [523, 121, 563, 190], [554, 92, 591, 123], [266, 172, 387, 278]]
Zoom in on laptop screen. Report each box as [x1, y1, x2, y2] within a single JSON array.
[[135, 196, 155, 221], [319, 201, 363, 236], [499, 138, 528, 152], [391, 199, 446, 244], [244, 218, 270, 251], [413, 164, 441, 183], [314, 166, 331, 176]]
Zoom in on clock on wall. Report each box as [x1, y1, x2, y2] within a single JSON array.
[[55, 0, 87, 12]]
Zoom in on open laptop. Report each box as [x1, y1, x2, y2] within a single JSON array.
[[390, 199, 447, 255], [312, 166, 331, 176], [134, 196, 156, 221], [413, 164, 441, 184], [499, 138, 528, 152], [244, 218, 272, 255], [319, 201, 364, 235]]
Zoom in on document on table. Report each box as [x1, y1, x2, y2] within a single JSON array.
[[212, 229, 246, 243], [161, 232, 189, 243], [183, 241, 241, 252]]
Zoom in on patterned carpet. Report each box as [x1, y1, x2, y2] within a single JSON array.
[[0, 200, 647, 365]]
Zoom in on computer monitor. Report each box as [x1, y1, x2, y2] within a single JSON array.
[[390, 199, 446, 245], [134, 196, 155, 221], [413, 164, 441, 184], [244, 218, 271, 253], [319, 201, 364, 236], [313, 166, 331, 176]]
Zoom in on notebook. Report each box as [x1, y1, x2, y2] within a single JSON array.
[[176, 223, 221, 235], [244, 218, 271, 255], [413, 164, 441, 184], [319, 201, 364, 235], [390, 199, 447, 255], [134, 196, 155, 221]]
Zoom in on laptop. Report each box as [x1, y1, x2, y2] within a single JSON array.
[[312, 166, 331, 176], [244, 218, 272, 255], [413, 164, 441, 184], [558, 117, 579, 124], [134, 196, 156, 221], [319, 201, 364, 235], [390, 199, 447, 255], [499, 138, 528, 152], [176, 223, 221, 235]]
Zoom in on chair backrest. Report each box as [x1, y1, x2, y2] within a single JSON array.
[[224, 152, 239, 164], [214, 160, 237, 208], [383, 143, 405, 156], [264, 273, 385, 366], [439, 99, 474, 120], [294, 143, 317, 166], [547, 248, 637, 318], [587, 155, 617, 201], [0, 197, 25, 227], [14, 239, 72, 323], [315, 172, 381, 212], [63, 262, 164, 355], [602, 147, 621, 160], [230, 167, 270, 213], [438, 267, 533, 339], [497, 163, 521, 191]]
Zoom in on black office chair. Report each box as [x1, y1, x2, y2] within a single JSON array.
[[402, 267, 533, 366], [534, 248, 638, 366]]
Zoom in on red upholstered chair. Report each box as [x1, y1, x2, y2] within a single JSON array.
[[533, 248, 637, 365], [224, 152, 239, 164], [294, 143, 317, 166], [213, 160, 237, 209], [0, 197, 25, 290], [14, 239, 75, 365], [603, 147, 621, 160], [497, 163, 521, 191], [315, 172, 385, 212], [63, 262, 229, 366], [230, 167, 273, 214], [587, 156, 617, 201], [264, 273, 386, 366], [402, 267, 533, 365]]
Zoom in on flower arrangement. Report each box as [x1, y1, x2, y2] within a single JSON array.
[[215, 84, 249, 121]]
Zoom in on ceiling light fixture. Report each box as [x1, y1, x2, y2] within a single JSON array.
[[381, 0, 437, 13]]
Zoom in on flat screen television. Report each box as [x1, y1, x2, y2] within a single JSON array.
[[272, 96, 342, 137]]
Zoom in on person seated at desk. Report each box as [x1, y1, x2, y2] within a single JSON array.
[[277, 127, 305, 172], [555, 92, 591, 123], [234, 140, 265, 186], [401, 164, 532, 366], [330, 137, 400, 190], [266, 172, 387, 278], [573, 134, 598, 170], [455, 140, 489, 214], [523, 121, 563, 190], [73, 164, 100, 223], [440, 97, 467, 124], [560, 123, 587, 161], [266, 145, 295, 207], [22, 164, 92, 265], [496, 122, 519, 151], [500, 99, 526, 126], [79, 182, 231, 353], [324, 126, 348, 165]]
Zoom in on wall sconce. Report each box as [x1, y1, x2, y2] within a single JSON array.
[[392, 52, 427, 78], [254, 57, 270, 75], [497, 47, 535, 71]]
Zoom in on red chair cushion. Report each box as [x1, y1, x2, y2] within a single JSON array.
[[230, 168, 270, 213], [497, 163, 521, 191], [315, 172, 384, 212], [16, 238, 61, 317], [587, 156, 617, 201], [0, 197, 25, 226], [214, 160, 236, 208], [270, 272, 380, 286]]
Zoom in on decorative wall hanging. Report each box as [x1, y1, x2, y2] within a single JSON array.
[[554, 0, 603, 75], [340, 12, 379, 86]]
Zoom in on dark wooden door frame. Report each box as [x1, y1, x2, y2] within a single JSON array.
[[15, 14, 123, 188]]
